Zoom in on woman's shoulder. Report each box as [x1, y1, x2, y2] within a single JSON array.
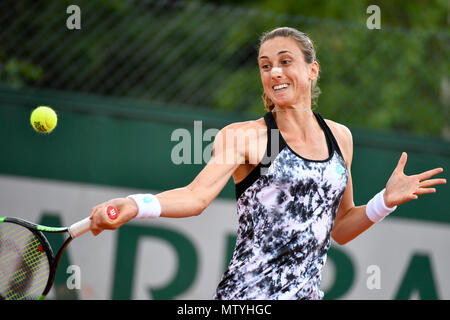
[[323, 118, 353, 161], [213, 117, 267, 163], [219, 117, 266, 135], [323, 118, 352, 141]]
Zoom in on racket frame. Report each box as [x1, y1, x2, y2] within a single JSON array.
[[0, 217, 73, 300], [1, 206, 113, 300]]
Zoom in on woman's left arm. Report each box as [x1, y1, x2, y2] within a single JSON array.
[[329, 123, 446, 245]]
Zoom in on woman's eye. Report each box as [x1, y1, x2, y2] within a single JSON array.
[[261, 64, 271, 70], [281, 59, 291, 65]]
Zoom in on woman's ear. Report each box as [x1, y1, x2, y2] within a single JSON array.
[[309, 61, 319, 81]]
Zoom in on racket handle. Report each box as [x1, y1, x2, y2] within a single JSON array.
[[68, 217, 91, 238], [68, 206, 118, 238]]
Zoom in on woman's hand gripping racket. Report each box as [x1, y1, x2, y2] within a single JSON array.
[[0, 205, 119, 300]]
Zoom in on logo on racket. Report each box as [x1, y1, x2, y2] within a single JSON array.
[[106, 205, 118, 220]]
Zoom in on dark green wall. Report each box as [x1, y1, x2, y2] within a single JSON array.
[[1, 86, 448, 223]]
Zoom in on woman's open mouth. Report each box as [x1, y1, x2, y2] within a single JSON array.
[[273, 83, 290, 92]]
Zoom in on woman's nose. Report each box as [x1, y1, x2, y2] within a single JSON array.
[[271, 67, 282, 78]]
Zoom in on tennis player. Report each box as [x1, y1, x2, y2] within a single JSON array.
[[89, 27, 446, 299]]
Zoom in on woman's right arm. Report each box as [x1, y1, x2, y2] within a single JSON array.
[[157, 122, 246, 218], [89, 123, 248, 235]]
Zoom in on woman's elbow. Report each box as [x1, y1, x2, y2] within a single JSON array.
[[184, 184, 210, 217], [331, 230, 350, 246], [192, 196, 209, 216]]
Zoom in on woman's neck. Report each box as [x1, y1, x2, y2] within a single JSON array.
[[272, 104, 319, 140]]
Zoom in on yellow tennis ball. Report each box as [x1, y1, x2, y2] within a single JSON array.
[[30, 106, 58, 133]]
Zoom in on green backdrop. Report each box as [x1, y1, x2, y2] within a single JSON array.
[[1, 86, 448, 223]]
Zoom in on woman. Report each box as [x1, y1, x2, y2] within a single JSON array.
[[89, 27, 446, 299]]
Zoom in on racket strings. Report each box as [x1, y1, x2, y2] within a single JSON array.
[[0, 223, 50, 300], [1, 238, 47, 298], [0, 228, 37, 264]]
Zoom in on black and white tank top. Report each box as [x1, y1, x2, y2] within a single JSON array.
[[213, 111, 348, 300]]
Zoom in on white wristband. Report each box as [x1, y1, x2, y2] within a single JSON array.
[[127, 194, 161, 219], [366, 188, 397, 223]]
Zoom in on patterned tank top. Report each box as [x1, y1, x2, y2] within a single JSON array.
[[213, 111, 348, 300]]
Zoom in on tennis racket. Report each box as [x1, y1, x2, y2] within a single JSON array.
[[0, 205, 119, 300]]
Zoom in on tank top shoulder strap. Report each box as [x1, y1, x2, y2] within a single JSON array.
[[313, 112, 344, 158], [235, 112, 286, 199], [264, 111, 287, 157]]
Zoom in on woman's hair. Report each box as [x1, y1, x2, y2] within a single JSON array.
[[258, 27, 321, 111]]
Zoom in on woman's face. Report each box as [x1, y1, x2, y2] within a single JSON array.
[[258, 36, 318, 108]]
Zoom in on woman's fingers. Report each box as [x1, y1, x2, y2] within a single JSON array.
[[90, 204, 101, 219], [91, 228, 102, 237], [89, 198, 134, 236], [386, 155, 445, 206], [419, 178, 447, 188], [394, 152, 408, 173], [412, 174, 446, 197], [416, 168, 444, 181], [89, 203, 108, 236], [414, 187, 436, 195]]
